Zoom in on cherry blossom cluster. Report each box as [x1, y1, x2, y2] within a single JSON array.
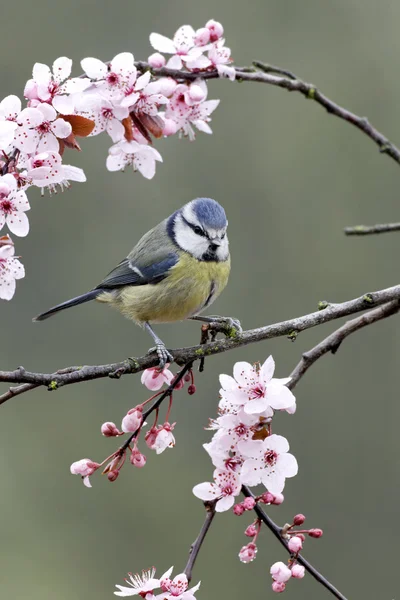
[[70, 364, 194, 487], [114, 566, 200, 599], [0, 19, 232, 301]]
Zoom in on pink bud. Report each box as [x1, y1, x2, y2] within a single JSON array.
[[188, 84, 206, 103], [260, 491, 275, 505], [107, 469, 119, 482], [233, 503, 245, 516], [288, 536, 303, 553], [205, 19, 224, 42], [157, 77, 177, 98], [242, 497, 256, 510], [244, 524, 258, 537], [188, 384, 196, 395], [291, 564, 305, 579], [148, 52, 166, 68], [121, 407, 143, 433], [308, 528, 323, 538], [270, 561, 292, 583], [293, 513, 306, 526], [70, 458, 100, 477], [24, 79, 39, 100], [272, 493, 284, 505], [162, 118, 178, 137], [101, 421, 121, 437], [194, 27, 211, 46], [184, 373, 192, 382], [238, 542, 257, 563], [145, 426, 158, 449], [130, 449, 147, 468], [272, 582, 286, 593]]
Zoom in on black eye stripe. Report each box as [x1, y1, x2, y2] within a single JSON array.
[[182, 215, 207, 237]]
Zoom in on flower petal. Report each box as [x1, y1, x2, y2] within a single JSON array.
[[149, 32, 176, 54]]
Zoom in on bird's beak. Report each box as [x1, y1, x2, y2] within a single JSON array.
[[210, 237, 222, 247]]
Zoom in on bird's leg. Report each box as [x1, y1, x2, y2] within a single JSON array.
[[144, 322, 174, 370], [190, 315, 242, 335]]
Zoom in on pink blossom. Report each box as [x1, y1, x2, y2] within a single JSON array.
[[155, 569, 200, 600], [0, 237, 25, 300], [272, 581, 286, 593], [0, 174, 30, 236], [121, 407, 143, 433], [81, 53, 137, 104], [238, 434, 298, 494], [192, 468, 241, 512], [308, 528, 323, 538], [141, 365, 174, 391], [244, 524, 258, 537], [270, 562, 292, 583], [149, 26, 206, 70], [205, 20, 224, 42], [208, 41, 236, 81], [242, 497, 256, 511], [233, 503, 245, 516], [14, 102, 72, 153], [122, 71, 169, 114], [26, 57, 90, 114], [148, 53, 166, 68], [194, 28, 211, 47], [165, 85, 219, 140], [238, 542, 257, 563], [76, 95, 127, 142], [291, 564, 305, 579], [293, 514, 306, 526], [70, 458, 100, 488], [288, 536, 303, 553], [130, 448, 147, 468], [114, 567, 161, 597], [24, 151, 86, 194], [106, 140, 162, 179], [219, 356, 296, 415], [153, 422, 175, 454], [101, 421, 121, 437]]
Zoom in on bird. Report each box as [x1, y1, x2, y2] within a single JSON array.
[[33, 197, 233, 369]]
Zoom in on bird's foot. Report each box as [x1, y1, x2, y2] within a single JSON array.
[[147, 343, 174, 371], [192, 315, 242, 337]]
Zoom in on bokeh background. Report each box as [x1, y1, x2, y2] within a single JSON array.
[[1, 1, 399, 598]]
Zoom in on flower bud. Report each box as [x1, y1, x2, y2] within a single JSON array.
[[233, 503, 245, 516], [130, 449, 147, 468], [145, 426, 158, 449], [242, 497, 256, 510], [291, 564, 305, 579], [308, 528, 323, 538], [272, 582, 286, 593], [205, 19, 224, 41], [238, 542, 257, 563], [270, 561, 292, 583], [157, 77, 177, 98], [272, 493, 284, 505], [293, 513, 306, 526], [188, 384, 196, 395], [107, 469, 119, 482], [244, 524, 258, 537], [148, 52, 166, 68], [194, 27, 211, 46], [288, 536, 303, 553], [121, 407, 143, 433], [188, 84, 206, 103], [184, 373, 192, 382], [260, 491, 275, 505], [101, 421, 120, 437]]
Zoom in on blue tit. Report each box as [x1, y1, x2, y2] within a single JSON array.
[[33, 197, 231, 368]]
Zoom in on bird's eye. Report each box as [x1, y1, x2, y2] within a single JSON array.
[[193, 225, 204, 236], [221, 233, 226, 239]]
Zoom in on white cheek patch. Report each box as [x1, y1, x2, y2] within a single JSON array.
[[174, 217, 209, 259]]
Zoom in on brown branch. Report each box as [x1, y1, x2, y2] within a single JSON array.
[[0, 382, 39, 404], [184, 501, 217, 582], [344, 222, 400, 236], [134, 61, 400, 167], [1, 283, 400, 401], [241, 486, 348, 600]]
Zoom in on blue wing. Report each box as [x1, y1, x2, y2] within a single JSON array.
[[96, 253, 178, 290]]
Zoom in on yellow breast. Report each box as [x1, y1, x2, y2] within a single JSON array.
[[97, 252, 231, 324]]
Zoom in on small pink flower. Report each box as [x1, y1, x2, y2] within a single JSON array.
[[272, 493, 284, 505], [114, 567, 160, 597], [233, 503, 244, 516], [70, 458, 100, 488], [130, 448, 147, 468], [260, 491, 275, 505], [149, 25, 206, 70], [272, 581, 286, 593], [153, 422, 175, 454], [121, 406, 143, 433], [194, 28, 210, 46], [141, 365, 174, 391], [291, 564, 305, 579], [308, 528, 323, 538], [242, 497, 256, 511], [148, 53, 166, 68], [244, 524, 258, 537], [238, 542, 257, 563], [293, 514, 306, 526], [270, 562, 292, 583], [107, 469, 119, 482], [101, 422, 121, 437], [0, 174, 30, 237], [193, 468, 241, 512], [205, 19, 224, 42], [106, 140, 163, 179], [155, 568, 200, 600], [288, 536, 303, 554], [0, 238, 25, 300]]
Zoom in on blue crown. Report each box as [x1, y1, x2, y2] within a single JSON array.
[[191, 198, 227, 229]]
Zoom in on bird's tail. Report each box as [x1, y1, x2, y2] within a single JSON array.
[[33, 289, 103, 322]]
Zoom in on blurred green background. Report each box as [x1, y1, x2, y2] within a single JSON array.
[[1, 1, 399, 598]]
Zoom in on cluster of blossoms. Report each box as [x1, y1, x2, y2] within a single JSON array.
[[0, 19, 233, 300], [70, 363, 195, 487], [114, 567, 200, 599]]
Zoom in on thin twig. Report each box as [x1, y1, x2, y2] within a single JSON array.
[[344, 222, 400, 236], [0, 383, 39, 405], [184, 501, 217, 582], [1, 283, 400, 398], [241, 486, 348, 600], [133, 61, 400, 167]]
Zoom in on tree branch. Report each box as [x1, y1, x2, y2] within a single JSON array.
[[184, 501, 217, 582], [135, 62, 400, 167], [1, 283, 400, 401], [344, 222, 400, 236], [241, 486, 348, 600]]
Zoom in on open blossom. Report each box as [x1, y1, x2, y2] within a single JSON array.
[[239, 542, 257, 563], [238, 434, 298, 494], [141, 365, 174, 391], [70, 458, 100, 488], [156, 569, 200, 600], [219, 356, 296, 415], [153, 422, 175, 454], [25, 57, 90, 114], [106, 140, 162, 179], [121, 407, 143, 433], [0, 174, 30, 236], [115, 567, 161, 597], [23, 151, 86, 193], [208, 41, 236, 81], [270, 562, 292, 583], [193, 468, 241, 512], [0, 236, 25, 300], [81, 52, 137, 105], [14, 102, 72, 153], [120, 70, 169, 114], [150, 26, 207, 70]]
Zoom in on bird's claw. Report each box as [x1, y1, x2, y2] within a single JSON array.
[[208, 315, 242, 336], [147, 343, 174, 371]]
